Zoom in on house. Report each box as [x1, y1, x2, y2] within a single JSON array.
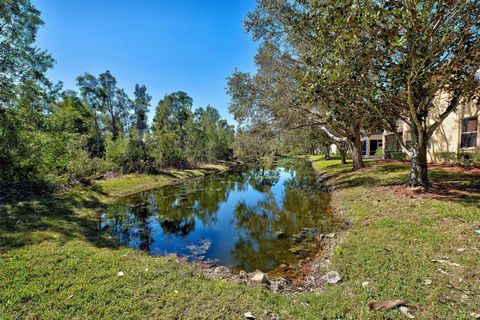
[[381, 94, 479, 162]]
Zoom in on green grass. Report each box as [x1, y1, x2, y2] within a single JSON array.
[[1, 159, 479, 319]]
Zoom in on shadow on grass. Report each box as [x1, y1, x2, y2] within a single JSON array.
[[332, 162, 480, 208], [0, 185, 119, 251]]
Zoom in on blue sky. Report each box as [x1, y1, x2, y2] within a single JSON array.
[[33, 0, 259, 124]]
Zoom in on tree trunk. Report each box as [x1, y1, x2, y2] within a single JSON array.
[[347, 126, 365, 170], [93, 113, 102, 157], [340, 149, 347, 164], [408, 123, 429, 187], [336, 141, 348, 164]]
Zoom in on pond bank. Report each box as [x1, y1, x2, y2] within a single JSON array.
[[1, 157, 479, 319]]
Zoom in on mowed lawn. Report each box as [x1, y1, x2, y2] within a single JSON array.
[[1, 158, 479, 319]]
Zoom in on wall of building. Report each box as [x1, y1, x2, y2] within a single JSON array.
[[380, 95, 479, 163]]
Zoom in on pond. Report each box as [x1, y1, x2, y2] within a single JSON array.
[[99, 159, 338, 273]]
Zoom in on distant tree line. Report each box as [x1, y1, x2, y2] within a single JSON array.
[[0, 0, 234, 192]]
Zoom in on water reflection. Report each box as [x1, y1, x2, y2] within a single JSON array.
[[100, 159, 338, 272]]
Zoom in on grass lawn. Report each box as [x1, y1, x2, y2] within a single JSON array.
[[1, 159, 479, 319]]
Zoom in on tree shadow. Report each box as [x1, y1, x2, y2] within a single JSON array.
[[331, 162, 480, 208], [0, 186, 119, 251]]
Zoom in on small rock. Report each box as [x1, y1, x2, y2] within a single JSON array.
[[361, 281, 369, 287], [424, 279, 432, 285], [244, 311, 255, 319], [174, 290, 179, 294], [239, 270, 247, 279], [117, 271, 125, 277], [214, 266, 229, 275], [470, 312, 480, 319], [456, 248, 466, 252], [461, 294, 469, 299], [251, 271, 269, 284], [322, 271, 341, 284], [325, 233, 336, 238], [270, 277, 289, 292]]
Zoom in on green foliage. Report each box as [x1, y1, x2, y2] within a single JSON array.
[[385, 150, 407, 161], [374, 147, 383, 158], [434, 152, 457, 164]]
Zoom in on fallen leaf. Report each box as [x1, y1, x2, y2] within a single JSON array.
[[432, 259, 461, 267], [368, 300, 405, 311], [244, 311, 255, 319], [400, 306, 415, 319]]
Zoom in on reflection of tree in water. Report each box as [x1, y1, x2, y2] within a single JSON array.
[[230, 186, 332, 272], [247, 168, 281, 193], [281, 160, 317, 191], [101, 192, 155, 252], [102, 171, 245, 244]]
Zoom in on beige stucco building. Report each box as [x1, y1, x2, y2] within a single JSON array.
[[361, 96, 479, 162]]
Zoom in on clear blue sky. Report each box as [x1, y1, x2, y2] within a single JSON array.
[[33, 0, 259, 125]]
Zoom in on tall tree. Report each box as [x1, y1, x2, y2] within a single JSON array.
[[76, 73, 104, 157], [133, 84, 151, 139], [0, 0, 56, 188], [98, 71, 133, 141], [153, 91, 193, 150], [364, 0, 480, 186], [0, 0, 54, 109]]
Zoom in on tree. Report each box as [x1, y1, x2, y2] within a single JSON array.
[[76, 73, 104, 157], [133, 84, 151, 140], [98, 71, 133, 141], [151, 91, 193, 167], [0, 0, 57, 189], [363, 0, 480, 186], [0, 0, 55, 109], [227, 39, 381, 170]]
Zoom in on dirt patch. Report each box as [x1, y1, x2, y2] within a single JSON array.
[[378, 183, 479, 200]]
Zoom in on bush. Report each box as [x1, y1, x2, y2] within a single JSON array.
[[457, 152, 480, 167], [375, 147, 383, 158], [385, 150, 407, 161], [434, 151, 456, 164]]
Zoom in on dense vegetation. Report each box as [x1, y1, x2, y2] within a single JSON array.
[[0, 0, 234, 193]]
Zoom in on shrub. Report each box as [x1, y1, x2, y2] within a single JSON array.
[[434, 151, 456, 164], [375, 147, 383, 158], [385, 150, 407, 161]]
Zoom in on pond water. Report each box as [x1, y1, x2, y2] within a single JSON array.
[[99, 159, 338, 272]]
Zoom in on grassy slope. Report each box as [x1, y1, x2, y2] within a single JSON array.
[[1, 159, 479, 319]]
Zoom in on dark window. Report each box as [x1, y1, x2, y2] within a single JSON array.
[[385, 133, 402, 151], [461, 117, 478, 148], [369, 139, 382, 156]]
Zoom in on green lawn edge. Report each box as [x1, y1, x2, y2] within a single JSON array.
[[1, 158, 479, 319]]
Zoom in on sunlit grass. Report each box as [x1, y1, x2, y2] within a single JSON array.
[[1, 158, 479, 319]]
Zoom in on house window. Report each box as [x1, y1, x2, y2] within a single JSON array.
[[385, 133, 402, 151], [461, 117, 478, 148], [369, 139, 382, 156]]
